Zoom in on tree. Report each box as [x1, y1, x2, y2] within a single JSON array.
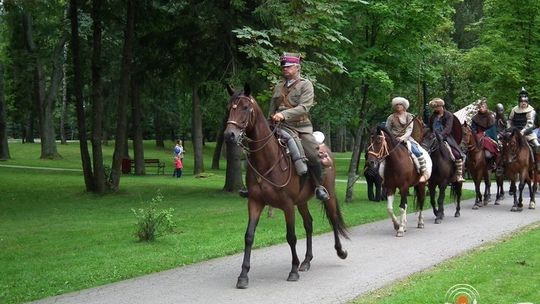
[[22, 7, 66, 159], [0, 63, 11, 160], [110, 0, 135, 190]]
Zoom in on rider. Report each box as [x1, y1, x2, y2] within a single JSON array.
[[471, 99, 499, 164], [507, 87, 540, 170], [495, 103, 507, 134], [385, 97, 429, 182], [240, 52, 329, 201], [428, 98, 466, 182]]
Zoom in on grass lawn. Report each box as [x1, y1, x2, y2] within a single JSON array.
[[1, 140, 474, 303], [351, 223, 540, 304]]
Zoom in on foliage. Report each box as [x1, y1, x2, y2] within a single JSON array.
[[131, 191, 175, 242]]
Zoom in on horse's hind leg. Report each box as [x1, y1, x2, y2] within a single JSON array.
[[283, 205, 301, 281], [237, 200, 265, 289], [297, 204, 313, 272]]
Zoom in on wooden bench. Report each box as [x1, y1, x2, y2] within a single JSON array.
[[129, 159, 165, 175]]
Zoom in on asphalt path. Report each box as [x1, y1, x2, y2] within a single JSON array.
[[30, 182, 540, 304]]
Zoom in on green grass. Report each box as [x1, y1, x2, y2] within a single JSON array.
[[0, 141, 474, 303], [351, 223, 540, 304]]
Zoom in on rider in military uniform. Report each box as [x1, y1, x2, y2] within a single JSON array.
[[240, 53, 329, 201], [269, 53, 329, 201], [508, 87, 540, 170]]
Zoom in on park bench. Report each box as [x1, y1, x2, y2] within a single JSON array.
[[128, 159, 165, 175]]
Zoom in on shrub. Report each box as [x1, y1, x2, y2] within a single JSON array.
[[132, 191, 175, 242]]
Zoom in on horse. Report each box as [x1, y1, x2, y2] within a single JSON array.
[[421, 131, 463, 223], [223, 84, 348, 289], [461, 123, 500, 208], [366, 126, 429, 237], [499, 128, 536, 211], [363, 151, 386, 202]]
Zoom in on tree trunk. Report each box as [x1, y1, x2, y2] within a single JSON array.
[[23, 10, 64, 159], [212, 115, 227, 170], [154, 105, 165, 148], [223, 141, 244, 192], [91, 0, 106, 193], [131, 76, 145, 175], [70, 0, 95, 192], [0, 63, 11, 160], [345, 83, 369, 203], [111, 0, 135, 190], [60, 43, 68, 145], [191, 86, 204, 175]]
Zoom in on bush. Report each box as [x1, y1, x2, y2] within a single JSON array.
[[132, 191, 175, 242]]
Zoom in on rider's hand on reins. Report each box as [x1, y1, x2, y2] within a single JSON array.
[[272, 113, 285, 122]]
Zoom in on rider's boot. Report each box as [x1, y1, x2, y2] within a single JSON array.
[[417, 154, 428, 182], [310, 161, 330, 201], [455, 158, 465, 182]]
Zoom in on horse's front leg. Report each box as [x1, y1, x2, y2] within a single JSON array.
[[529, 179, 537, 209], [396, 188, 408, 237], [429, 183, 438, 217], [510, 179, 520, 212], [495, 174, 504, 205], [454, 182, 463, 218], [435, 185, 446, 224], [483, 173, 492, 205], [386, 190, 399, 231], [472, 179, 483, 209], [236, 200, 265, 289], [415, 183, 426, 229], [284, 205, 300, 281], [297, 204, 313, 272]]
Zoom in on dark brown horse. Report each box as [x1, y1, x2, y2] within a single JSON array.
[[462, 123, 496, 208], [422, 131, 463, 223], [366, 126, 428, 237], [224, 85, 348, 289], [499, 128, 536, 211]]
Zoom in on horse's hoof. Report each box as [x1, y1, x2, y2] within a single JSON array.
[[435, 218, 442, 224], [236, 276, 249, 289], [494, 201, 501, 206], [510, 207, 517, 212], [299, 261, 311, 272], [529, 203, 536, 209], [396, 231, 404, 237], [455, 212, 460, 218], [418, 223, 424, 229], [472, 204, 479, 210], [287, 272, 300, 282], [517, 207, 523, 212], [338, 249, 348, 259]]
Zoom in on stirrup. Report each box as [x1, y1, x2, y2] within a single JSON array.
[[315, 186, 330, 201], [238, 188, 249, 198]]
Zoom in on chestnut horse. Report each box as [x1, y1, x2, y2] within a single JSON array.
[[499, 128, 536, 211], [461, 123, 506, 207], [224, 85, 348, 289], [422, 131, 463, 223], [366, 126, 429, 237]]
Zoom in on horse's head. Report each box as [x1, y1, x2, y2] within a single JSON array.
[[500, 127, 526, 163], [366, 126, 388, 169], [224, 84, 256, 145], [421, 130, 440, 153], [461, 122, 475, 148]]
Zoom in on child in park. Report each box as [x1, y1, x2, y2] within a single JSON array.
[[174, 155, 183, 178]]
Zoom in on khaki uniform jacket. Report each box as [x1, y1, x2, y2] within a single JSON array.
[[268, 78, 314, 134]]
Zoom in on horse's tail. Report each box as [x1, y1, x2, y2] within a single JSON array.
[[322, 196, 349, 239]]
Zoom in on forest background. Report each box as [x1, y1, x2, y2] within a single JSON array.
[[0, 0, 539, 197]]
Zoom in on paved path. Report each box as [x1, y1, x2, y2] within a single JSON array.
[[31, 184, 539, 304]]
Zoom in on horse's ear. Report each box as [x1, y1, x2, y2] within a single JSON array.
[[243, 83, 251, 96], [226, 84, 235, 96]]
